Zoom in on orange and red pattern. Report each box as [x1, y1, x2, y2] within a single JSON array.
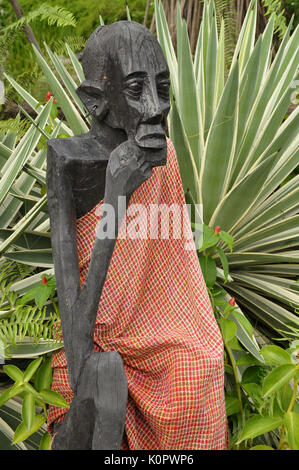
[[48, 140, 227, 449]]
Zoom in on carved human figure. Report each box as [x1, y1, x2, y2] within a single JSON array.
[[47, 21, 227, 451], [47, 21, 171, 449]]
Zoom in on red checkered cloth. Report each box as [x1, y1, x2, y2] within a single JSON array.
[[48, 139, 228, 450]]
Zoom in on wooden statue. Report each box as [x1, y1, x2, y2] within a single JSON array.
[[47, 21, 170, 450]]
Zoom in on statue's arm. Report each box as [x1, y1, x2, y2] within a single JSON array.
[[47, 143, 84, 385], [47, 139, 154, 391], [47, 142, 113, 388], [66, 140, 156, 390], [47, 142, 81, 310], [47, 142, 120, 390]]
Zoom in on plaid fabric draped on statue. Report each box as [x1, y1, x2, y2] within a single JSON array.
[[47, 140, 228, 450]]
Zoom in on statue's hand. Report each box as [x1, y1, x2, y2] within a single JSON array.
[[105, 139, 153, 200]]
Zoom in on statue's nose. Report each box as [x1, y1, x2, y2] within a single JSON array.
[[142, 81, 163, 125]]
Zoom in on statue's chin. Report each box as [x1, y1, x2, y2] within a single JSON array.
[[140, 145, 167, 168], [134, 125, 167, 166], [151, 156, 167, 167], [135, 124, 166, 149]]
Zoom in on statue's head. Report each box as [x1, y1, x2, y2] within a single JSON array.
[[77, 21, 170, 162]]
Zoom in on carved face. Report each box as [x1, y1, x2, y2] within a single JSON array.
[[103, 34, 171, 151], [78, 22, 171, 163]]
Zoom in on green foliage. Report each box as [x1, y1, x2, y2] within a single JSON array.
[[0, 114, 30, 139], [2, 3, 76, 35], [0, 0, 151, 101], [0, 260, 32, 283], [98, 0, 152, 25], [214, 0, 238, 71], [53, 35, 86, 57], [0, 1, 84, 101], [0, 305, 59, 347], [0, 0, 297, 450], [0, 355, 69, 448], [0, 38, 95, 448], [196, 226, 299, 449], [262, 0, 288, 37], [156, 0, 299, 341], [0, 40, 89, 280], [0, 266, 60, 350], [155, 1, 299, 449], [196, 223, 233, 287], [193, 222, 262, 359], [0, 40, 91, 363], [3, 63, 42, 106], [284, 0, 299, 25], [216, 298, 299, 449], [19, 274, 56, 310]]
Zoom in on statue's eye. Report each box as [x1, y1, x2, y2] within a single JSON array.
[[124, 80, 143, 99], [157, 80, 170, 99]]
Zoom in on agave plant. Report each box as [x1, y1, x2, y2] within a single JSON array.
[[0, 42, 89, 360], [0, 8, 127, 366], [155, 0, 299, 342], [0, 26, 258, 366], [1, 0, 298, 356], [0, 42, 86, 447]]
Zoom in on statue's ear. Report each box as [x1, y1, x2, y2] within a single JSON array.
[[76, 80, 109, 120]]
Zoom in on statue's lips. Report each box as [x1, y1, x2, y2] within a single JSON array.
[[135, 133, 166, 149], [135, 123, 166, 149], [134, 124, 167, 167]]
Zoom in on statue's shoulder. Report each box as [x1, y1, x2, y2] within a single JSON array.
[[47, 133, 101, 161]]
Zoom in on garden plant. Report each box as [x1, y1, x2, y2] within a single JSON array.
[[156, 0, 299, 341], [0, 0, 298, 450]]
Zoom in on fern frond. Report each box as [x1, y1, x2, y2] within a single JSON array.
[[0, 28, 17, 67], [14, 262, 33, 280], [2, 61, 42, 105], [0, 114, 30, 139], [0, 261, 33, 285], [39, 6, 76, 28], [214, 0, 237, 72], [53, 35, 86, 56], [0, 261, 60, 348], [13, 63, 41, 91], [0, 304, 61, 346], [2, 4, 76, 37], [262, 0, 287, 37]]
